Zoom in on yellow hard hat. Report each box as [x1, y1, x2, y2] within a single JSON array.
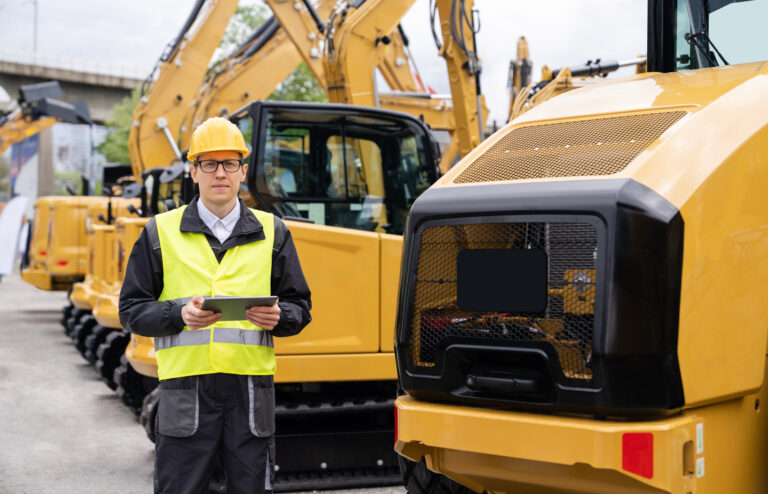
[[187, 117, 250, 162]]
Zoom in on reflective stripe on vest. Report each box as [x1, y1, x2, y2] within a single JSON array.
[[153, 205, 275, 381], [155, 327, 274, 350]]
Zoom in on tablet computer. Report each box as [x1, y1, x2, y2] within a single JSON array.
[[200, 296, 278, 321]]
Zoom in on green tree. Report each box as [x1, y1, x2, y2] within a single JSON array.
[[218, 5, 324, 103], [269, 62, 326, 103], [218, 5, 269, 56], [97, 87, 140, 164]]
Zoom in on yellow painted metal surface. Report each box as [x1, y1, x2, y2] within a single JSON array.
[[126, 334, 158, 378], [89, 217, 146, 329], [380, 233, 402, 353], [275, 220, 380, 354], [69, 198, 139, 310], [672, 119, 768, 405], [0, 116, 56, 155], [92, 289, 121, 329], [25, 197, 53, 265], [21, 197, 54, 290], [20, 265, 52, 291], [397, 368, 768, 494], [274, 353, 395, 383], [46, 196, 104, 278], [434, 0, 484, 155]]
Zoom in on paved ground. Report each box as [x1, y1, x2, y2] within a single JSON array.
[[0, 270, 405, 494]]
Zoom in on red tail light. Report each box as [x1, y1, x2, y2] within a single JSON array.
[[57, 260, 68, 266], [622, 432, 653, 479], [394, 404, 398, 445]]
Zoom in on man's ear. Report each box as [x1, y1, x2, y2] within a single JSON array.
[[241, 163, 248, 182], [190, 164, 199, 183]]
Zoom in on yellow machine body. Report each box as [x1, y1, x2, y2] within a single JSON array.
[[69, 198, 140, 310], [21, 197, 54, 290], [395, 61, 768, 493], [92, 217, 148, 329], [21, 196, 103, 290], [396, 378, 768, 494]]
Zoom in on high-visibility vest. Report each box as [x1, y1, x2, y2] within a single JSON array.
[[153, 205, 275, 381]]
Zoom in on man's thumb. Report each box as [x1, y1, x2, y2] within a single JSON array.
[[190, 295, 204, 307]]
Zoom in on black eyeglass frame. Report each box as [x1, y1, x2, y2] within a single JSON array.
[[194, 159, 245, 173]]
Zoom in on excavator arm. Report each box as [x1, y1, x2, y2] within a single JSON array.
[[1, 81, 91, 155], [127, 0, 238, 177], [433, 0, 486, 156], [265, 0, 484, 172], [0, 116, 56, 155], [183, 16, 307, 149]]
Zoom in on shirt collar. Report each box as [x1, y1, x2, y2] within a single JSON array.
[[196, 198, 240, 231], [180, 196, 264, 238]]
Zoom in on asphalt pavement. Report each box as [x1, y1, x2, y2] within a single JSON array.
[[0, 270, 405, 494]]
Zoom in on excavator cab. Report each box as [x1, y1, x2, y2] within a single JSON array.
[[232, 101, 440, 235]]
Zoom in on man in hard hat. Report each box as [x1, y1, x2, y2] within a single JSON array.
[[119, 117, 311, 494]]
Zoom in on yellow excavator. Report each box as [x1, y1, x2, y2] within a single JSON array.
[[0, 81, 91, 155], [394, 0, 768, 492], [6, 81, 98, 293], [507, 36, 648, 123]]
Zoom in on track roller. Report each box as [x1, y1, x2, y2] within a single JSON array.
[[84, 325, 115, 364], [72, 314, 97, 358], [399, 456, 477, 494], [60, 303, 74, 330], [64, 308, 88, 337], [114, 354, 158, 415], [95, 331, 130, 390]]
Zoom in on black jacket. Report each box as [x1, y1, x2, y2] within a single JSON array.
[[118, 196, 311, 338]]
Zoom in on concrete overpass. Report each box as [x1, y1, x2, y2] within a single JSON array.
[[0, 50, 144, 124]]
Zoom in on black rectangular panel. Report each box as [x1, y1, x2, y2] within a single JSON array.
[[457, 249, 547, 313]]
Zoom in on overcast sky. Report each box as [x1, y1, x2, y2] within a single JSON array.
[[0, 0, 646, 124]]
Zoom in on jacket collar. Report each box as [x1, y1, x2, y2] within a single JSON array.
[[179, 196, 263, 238]]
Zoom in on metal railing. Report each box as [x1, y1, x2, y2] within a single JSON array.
[[0, 48, 145, 80]]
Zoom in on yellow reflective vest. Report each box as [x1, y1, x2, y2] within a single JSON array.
[[153, 205, 276, 381]]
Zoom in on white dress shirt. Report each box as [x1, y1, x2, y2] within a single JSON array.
[[197, 199, 240, 245]]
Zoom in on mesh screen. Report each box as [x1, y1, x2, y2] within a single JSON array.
[[454, 111, 687, 184], [410, 221, 598, 382]]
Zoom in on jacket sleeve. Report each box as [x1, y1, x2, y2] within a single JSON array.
[[270, 217, 312, 337], [118, 218, 186, 337]]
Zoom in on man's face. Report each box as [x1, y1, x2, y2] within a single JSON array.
[[191, 150, 248, 208]]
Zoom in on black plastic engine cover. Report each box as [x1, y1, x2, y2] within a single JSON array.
[[395, 178, 685, 417]]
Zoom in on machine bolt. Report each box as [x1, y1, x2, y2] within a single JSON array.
[[376, 459, 384, 466], [274, 465, 280, 472], [320, 462, 328, 469]]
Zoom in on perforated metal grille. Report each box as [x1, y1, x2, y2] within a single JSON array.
[[454, 111, 686, 184], [410, 221, 598, 382]]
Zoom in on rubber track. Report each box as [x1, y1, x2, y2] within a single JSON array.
[[400, 457, 479, 494], [274, 466, 402, 492], [276, 396, 394, 417]]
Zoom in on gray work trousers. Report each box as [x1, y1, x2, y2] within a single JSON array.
[[154, 373, 276, 494]]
